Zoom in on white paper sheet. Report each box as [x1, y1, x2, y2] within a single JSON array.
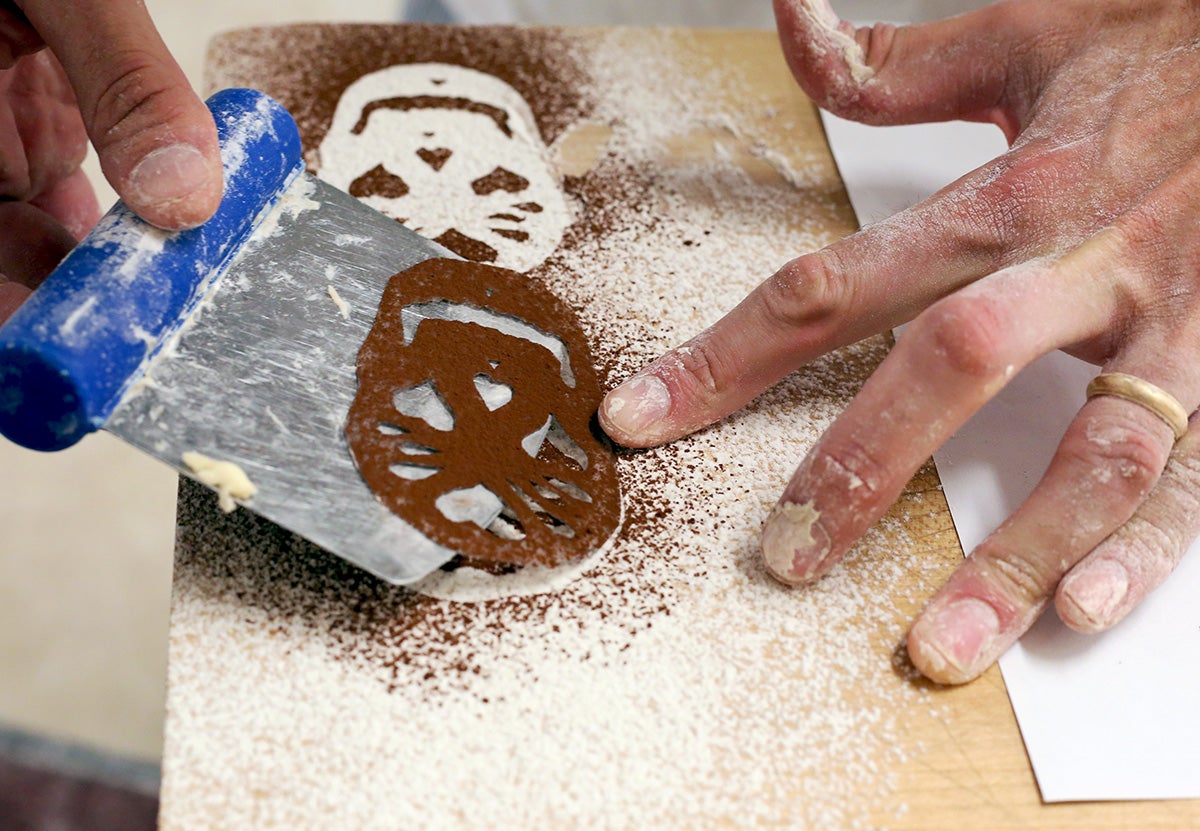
[[821, 111, 1200, 801]]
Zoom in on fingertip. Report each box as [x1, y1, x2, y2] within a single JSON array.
[[760, 499, 833, 585], [905, 627, 969, 686], [122, 139, 223, 230], [1055, 558, 1130, 633], [598, 373, 674, 448], [772, 0, 878, 112], [906, 597, 1001, 685]]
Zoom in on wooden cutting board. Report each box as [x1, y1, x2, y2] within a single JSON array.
[[159, 24, 1199, 829]]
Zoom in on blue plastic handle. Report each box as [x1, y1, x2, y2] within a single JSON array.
[[0, 89, 303, 451]]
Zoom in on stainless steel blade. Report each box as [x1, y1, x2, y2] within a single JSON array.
[[105, 173, 459, 584]]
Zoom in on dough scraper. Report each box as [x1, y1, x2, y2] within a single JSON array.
[[0, 88, 469, 584]]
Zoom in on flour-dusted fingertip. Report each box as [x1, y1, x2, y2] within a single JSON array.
[[599, 373, 672, 447], [907, 597, 1000, 685], [126, 142, 223, 230], [1057, 558, 1130, 633], [761, 499, 832, 585]]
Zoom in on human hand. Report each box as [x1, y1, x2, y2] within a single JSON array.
[[598, 0, 1200, 684], [0, 0, 222, 323]]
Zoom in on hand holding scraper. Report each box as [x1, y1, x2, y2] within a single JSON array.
[[1, 86, 621, 584], [0, 89, 496, 583]]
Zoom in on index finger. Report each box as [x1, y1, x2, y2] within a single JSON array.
[[596, 163, 1017, 449], [17, 0, 222, 229]]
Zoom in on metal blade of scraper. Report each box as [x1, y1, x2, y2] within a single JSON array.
[[0, 88, 471, 584], [105, 171, 465, 584]]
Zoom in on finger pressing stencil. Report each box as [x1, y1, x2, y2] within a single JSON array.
[[599, 164, 1045, 450]]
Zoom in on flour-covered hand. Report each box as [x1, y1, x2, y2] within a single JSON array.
[[0, 0, 222, 322], [599, 0, 1200, 684]]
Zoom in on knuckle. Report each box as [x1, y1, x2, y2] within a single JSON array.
[[808, 432, 888, 511], [1069, 414, 1168, 501], [973, 546, 1054, 609], [954, 151, 1067, 256], [913, 293, 1012, 386], [668, 338, 726, 399], [1103, 200, 1200, 324], [759, 251, 853, 333], [1110, 207, 1165, 253], [88, 51, 182, 154], [1146, 451, 1200, 557], [1122, 522, 1179, 582], [1166, 451, 1200, 508], [957, 168, 1022, 252]]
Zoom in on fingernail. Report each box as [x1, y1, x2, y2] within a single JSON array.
[[128, 143, 214, 210], [1061, 559, 1129, 629], [761, 500, 832, 584], [913, 598, 1000, 681], [602, 374, 671, 437]]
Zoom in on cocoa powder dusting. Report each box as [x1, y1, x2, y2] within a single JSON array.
[[432, 229, 498, 263], [206, 23, 595, 156], [165, 24, 953, 831], [344, 258, 621, 569]]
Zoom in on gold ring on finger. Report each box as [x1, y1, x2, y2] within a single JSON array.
[[1086, 372, 1190, 442]]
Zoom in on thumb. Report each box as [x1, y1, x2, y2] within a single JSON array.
[[773, 0, 1032, 139], [18, 0, 222, 230]]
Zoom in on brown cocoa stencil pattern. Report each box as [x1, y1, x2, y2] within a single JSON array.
[[206, 26, 682, 683], [345, 258, 621, 568]]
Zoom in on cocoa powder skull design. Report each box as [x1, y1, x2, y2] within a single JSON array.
[[344, 258, 620, 569], [316, 63, 570, 273]]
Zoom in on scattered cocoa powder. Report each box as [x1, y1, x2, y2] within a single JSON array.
[[162, 25, 950, 831]]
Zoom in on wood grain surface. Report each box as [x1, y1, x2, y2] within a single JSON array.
[[163, 25, 1200, 829]]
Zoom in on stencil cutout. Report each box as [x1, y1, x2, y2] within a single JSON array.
[[344, 258, 621, 569], [390, 462, 441, 481], [473, 375, 513, 410], [392, 381, 455, 431], [317, 63, 571, 272]]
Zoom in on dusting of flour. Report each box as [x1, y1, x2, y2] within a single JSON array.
[[163, 25, 953, 831]]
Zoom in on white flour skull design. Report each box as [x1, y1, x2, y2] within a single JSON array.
[[317, 63, 570, 272]]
